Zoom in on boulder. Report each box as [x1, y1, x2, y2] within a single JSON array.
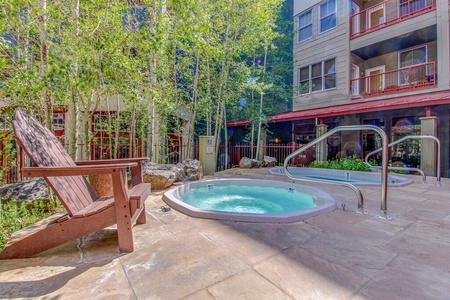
[[239, 157, 261, 169], [177, 159, 203, 182], [263, 155, 277, 167], [142, 159, 203, 189], [142, 162, 184, 190], [0, 178, 50, 204]]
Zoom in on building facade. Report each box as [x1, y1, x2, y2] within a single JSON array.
[[266, 0, 450, 176]]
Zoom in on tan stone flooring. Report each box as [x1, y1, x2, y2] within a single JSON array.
[[1, 168, 450, 299]]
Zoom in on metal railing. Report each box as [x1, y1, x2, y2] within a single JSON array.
[[350, 62, 436, 98], [350, 0, 436, 38], [365, 135, 441, 185], [284, 125, 390, 218]]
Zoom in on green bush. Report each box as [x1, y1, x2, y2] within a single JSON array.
[[309, 156, 372, 172], [0, 199, 62, 251]]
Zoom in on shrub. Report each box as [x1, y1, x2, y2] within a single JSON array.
[[309, 156, 372, 172], [0, 199, 62, 251]]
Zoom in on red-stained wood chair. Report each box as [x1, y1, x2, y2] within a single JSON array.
[[0, 109, 150, 259]]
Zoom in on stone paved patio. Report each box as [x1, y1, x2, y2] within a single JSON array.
[[1, 168, 450, 299]]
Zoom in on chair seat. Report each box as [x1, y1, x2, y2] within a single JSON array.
[[73, 197, 115, 218]]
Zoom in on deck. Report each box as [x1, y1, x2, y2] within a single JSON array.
[[1, 168, 449, 299]]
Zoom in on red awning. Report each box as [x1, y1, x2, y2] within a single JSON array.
[[227, 90, 450, 127]]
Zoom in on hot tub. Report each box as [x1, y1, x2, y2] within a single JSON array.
[[269, 167, 413, 186], [162, 179, 337, 223]]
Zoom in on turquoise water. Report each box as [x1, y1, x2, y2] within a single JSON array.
[[180, 185, 317, 215]]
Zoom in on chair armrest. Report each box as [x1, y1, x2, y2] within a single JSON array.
[[75, 157, 149, 166], [23, 162, 137, 177], [75, 158, 148, 185]]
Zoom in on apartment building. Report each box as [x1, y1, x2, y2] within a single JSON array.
[[267, 0, 450, 176]]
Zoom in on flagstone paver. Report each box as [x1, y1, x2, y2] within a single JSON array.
[[2, 169, 450, 299]]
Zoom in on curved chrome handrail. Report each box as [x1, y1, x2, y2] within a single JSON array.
[[364, 135, 441, 185], [284, 125, 389, 218]]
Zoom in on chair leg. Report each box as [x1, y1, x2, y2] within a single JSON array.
[[136, 207, 147, 224]]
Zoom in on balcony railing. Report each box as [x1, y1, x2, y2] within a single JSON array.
[[350, 62, 436, 98], [350, 0, 435, 38]]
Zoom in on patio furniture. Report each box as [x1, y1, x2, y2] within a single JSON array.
[[0, 109, 150, 259]]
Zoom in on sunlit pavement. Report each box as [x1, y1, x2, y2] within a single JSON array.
[[1, 168, 450, 299]]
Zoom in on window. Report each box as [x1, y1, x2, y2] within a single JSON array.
[[298, 10, 312, 42], [368, 5, 385, 28], [399, 0, 427, 16], [399, 46, 427, 67], [351, 64, 360, 95], [362, 118, 385, 163], [351, 1, 360, 35], [298, 58, 336, 94], [94, 113, 130, 132], [319, 0, 336, 33], [94, 115, 110, 131], [398, 46, 427, 85], [365, 66, 385, 93], [391, 116, 422, 168], [53, 113, 64, 130]]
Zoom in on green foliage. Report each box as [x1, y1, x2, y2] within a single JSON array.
[[1, 0, 288, 162], [0, 199, 62, 251], [309, 157, 372, 172]]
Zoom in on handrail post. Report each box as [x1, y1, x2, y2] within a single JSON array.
[[379, 128, 389, 219], [284, 125, 389, 218], [365, 135, 441, 185]]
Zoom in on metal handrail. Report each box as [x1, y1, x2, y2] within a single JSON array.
[[284, 125, 389, 218], [365, 135, 441, 185]]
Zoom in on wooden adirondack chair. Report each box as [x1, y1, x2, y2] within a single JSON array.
[[0, 109, 151, 259]]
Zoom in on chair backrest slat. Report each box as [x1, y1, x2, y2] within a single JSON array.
[[13, 110, 97, 215]]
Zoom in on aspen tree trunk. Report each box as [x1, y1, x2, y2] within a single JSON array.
[[130, 106, 136, 158], [223, 105, 228, 168], [67, 0, 80, 160], [186, 56, 200, 159], [206, 61, 212, 136], [147, 50, 156, 160], [82, 92, 100, 160], [255, 47, 268, 160], [213, 25, 230, 167], [114, 95, 120, 159], [37, 0, 53, 130]]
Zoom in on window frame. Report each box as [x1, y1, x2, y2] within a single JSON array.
[[298, 58, 337, 94], [52, 113, 65, 130], [398, 0, 427, 16], [297, 10, 313, 43], [398, 45, 428, 68], [398, 45, 428, 85], [319, 0, 337, 34]]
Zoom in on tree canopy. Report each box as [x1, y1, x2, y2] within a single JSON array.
[[0, 0, 291, 163]]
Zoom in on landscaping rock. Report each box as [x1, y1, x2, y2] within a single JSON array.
[[142, 159, 203, 189], [239, 157, 261, 169], [142, 162, 184, 190], [177, 159, 203, 182], [263, 155, 277, 167], [0, 178, 50, 203]]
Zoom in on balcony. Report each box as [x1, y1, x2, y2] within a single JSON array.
[[350, 62, 436, 99], [350, 0, 435, 39]]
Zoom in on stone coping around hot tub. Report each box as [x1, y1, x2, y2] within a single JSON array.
[[269, 167, 413, 186], [162, 179, 337, 223]]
